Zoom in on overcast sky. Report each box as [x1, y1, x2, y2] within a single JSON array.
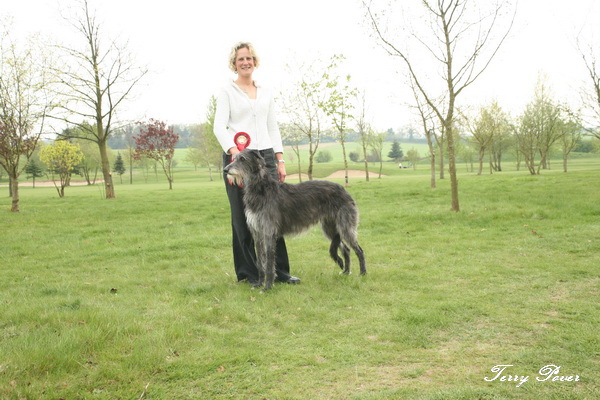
[[3, 0, 599, 131]]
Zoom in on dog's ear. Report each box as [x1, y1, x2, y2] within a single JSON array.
[[248, 149, 261, 159]]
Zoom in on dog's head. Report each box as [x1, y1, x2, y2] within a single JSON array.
[[224, 149, 266, 186]]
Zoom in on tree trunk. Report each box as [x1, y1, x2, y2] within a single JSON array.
[[439, 143, 445, 179], [430, 154, 437, 188], [307, 140, 315, 180], [129, 148, 133, 184], [362, 142, 370, 182], [425, 133, 436, 188], [10, 174, 19, 212], [341, 139, 349, 187], [446, 122, 460, 212], [98, 140, 115, 198], [563, 156, 568, 173], [477, 149, 484, 175]]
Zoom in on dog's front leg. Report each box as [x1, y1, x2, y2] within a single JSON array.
[[263, 234, 278, 290], [254, 234, 267, 288]]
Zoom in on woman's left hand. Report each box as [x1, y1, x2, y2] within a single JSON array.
[[277, 162, 286, 183]]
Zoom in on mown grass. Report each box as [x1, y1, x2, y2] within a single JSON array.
[[1, 155, 599, 399]]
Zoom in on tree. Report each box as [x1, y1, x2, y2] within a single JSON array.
[[488, 115, 512, 172], [315, 150, 332, 163], [54, 0, 147, 199], [184, 146, 203, 171], [462, 101, 509, 175], [39, 141, 84, 197], [112, 153, 126, 183], [64, 122, 104, 185], [192, 96, 223, 181], [189, 123, 221, 181], [0, 25, 55, 211], [25, 158, 45, 188], [133, 119, 179, 189], [280, 59, 328, 180], [388, 140, 403, 162], [406, 148, 420, 170], [516, 78, 563, 175], [320, 54, 357, 187], [411, 78, 439, 187], [458, 141, 476, 172], [364, 0, 516, 211], [77, 138, 103, 185], [577, 38, 600, 140], [368, 130, 386, 178], [355, 90, 371, 181], [558, 115, 582, 173], [108, 123, 137, 184]]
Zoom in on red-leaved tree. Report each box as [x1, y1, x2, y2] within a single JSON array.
[[133, 119, 179, 190]]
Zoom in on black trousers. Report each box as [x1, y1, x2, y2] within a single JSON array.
[[223, 149, 292, 282]]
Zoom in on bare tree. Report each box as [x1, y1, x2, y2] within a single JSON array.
[[355, 90, 371, 182], [320, 54, 357, 187], [279, 122, 304, 182], [364, 0, 516, 211], [410, 78, 439, 188], [0, 26, 55, 212], [577, 39, 600, 140], [368, 130, 386, 178], [461, 101, 509, 175], [558, 113, 582, 173], [515, 78, 563, 175], [279, 60, 328, 180], [53, 0, 147, 198]]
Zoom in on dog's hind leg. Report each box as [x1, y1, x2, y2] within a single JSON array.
[[338, 212, 366, 276], [322, 220, 345, 271], [340, 242, 351, 274], [353, 243, 366, 275], [329, 234, 345, 271]]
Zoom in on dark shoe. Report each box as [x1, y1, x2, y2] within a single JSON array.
[[277, 275, 301, 284]]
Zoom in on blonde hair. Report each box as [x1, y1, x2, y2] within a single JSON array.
[[228, 42, 260, 73]]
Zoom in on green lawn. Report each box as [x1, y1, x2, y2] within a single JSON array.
[[1, 155, 599, 399]]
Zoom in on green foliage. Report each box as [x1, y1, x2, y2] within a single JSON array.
[[112, 153, 126, 183], [315, 150, 332, 163], [575, 139, 595, 153], [25, 158, 45, 184], [387, 139, 404, 161], [406, 148, 420, 169], [349, 151, 360, 162], [1, 163, 599, 398], [38, 140, 84, 197]]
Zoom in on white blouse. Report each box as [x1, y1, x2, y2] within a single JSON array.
[[213, 80, 284, 154]]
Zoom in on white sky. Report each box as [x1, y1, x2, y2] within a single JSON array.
[[2, 0, 599, 132]]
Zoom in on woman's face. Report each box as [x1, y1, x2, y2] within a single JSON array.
[[235, 47, 255, 76]]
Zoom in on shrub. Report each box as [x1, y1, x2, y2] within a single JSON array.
[[315, 150, 332, 163]]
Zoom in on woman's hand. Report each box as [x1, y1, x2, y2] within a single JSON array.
[[277, 162, 286, 183], [228, 147, 240, 161]]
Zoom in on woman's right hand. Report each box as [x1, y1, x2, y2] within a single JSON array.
[[229, 147, 240, 160]]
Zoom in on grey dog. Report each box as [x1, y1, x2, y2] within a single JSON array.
[[223, 150, 366, 290]]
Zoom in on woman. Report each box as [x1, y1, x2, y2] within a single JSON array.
[[213, 42, 300, 286]]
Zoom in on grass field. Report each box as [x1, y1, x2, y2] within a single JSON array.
[[1, 151, 599, 399]]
